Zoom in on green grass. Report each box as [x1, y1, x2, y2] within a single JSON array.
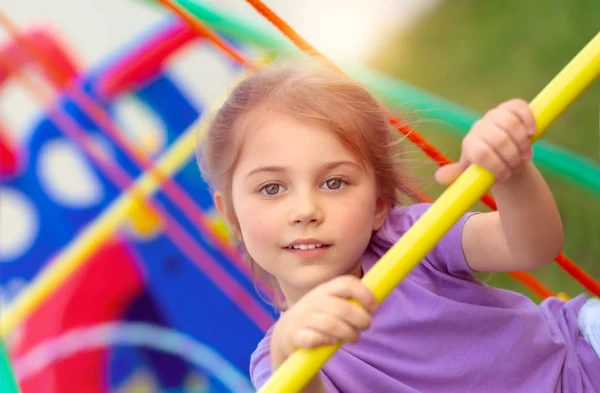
[[368, 0, 600, 300]]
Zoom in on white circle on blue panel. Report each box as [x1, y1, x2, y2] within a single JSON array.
[[38, 138, 104, 208], [114, 96, 166, 156], [0, 187, 39, 262]]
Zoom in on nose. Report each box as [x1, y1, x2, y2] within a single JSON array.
[[288, 189, 324, 226]]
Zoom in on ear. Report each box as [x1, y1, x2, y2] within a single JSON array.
[[214, 192, 243, 242], [372, 196, 390, 231]]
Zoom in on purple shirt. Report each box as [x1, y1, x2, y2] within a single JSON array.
[[250, 203, 600, 392]]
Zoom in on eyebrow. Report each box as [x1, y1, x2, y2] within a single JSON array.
[[244, 160, 362, 179]]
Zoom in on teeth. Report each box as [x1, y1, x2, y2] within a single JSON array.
[[290, 244, 325, 250]]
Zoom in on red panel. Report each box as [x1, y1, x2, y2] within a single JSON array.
[[13, 237, 145, 393]]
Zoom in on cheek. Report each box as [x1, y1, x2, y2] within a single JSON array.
[[328, 188, 378, 240], [346, 187, 378, 221], [339, 202, 375, 234], [235, 198, 280, 250]]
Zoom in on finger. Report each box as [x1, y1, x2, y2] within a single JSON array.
[[305, 313, 361, 343], [324, 275, 378, 312], [293, 327, 339, 349], [479, 128, 522, 173], [488, 109, 532, 160], [317, 297, 372, 331], [434, 162, 469, 185], [499, 99, 537, 137], [467, 139, 511, 181]]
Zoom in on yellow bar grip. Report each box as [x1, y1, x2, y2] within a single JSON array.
[[258, 31, 600, 393]]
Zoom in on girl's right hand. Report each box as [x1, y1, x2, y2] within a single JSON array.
[[270, 275, 379, 370]]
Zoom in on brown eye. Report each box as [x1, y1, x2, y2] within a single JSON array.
[[324, 178, 346, 190], [262, 184, 281, 195]]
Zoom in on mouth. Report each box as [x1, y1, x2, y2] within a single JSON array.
[[284, 243, 332, 250], [283, 239, 333, 258], [283, 238, 332, 249]]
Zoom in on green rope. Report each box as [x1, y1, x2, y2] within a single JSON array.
[[141, 0, 600, 196], [0, 340, 21, 393], [348, 63, 600, 194]]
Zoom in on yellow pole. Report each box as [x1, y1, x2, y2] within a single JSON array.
[[258, 31, 600, 393], [0, 114, 212, 338]]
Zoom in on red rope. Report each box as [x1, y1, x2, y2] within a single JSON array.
[[555, 253, 600, 296], [241, 0, 600, 298], [156, 0, 260, 72], [243, 0, 500, 208], [156, 0, 552, 299], [509, 272, 555, 299], [0, 55, 275, 331], [0, 11, 255, 284], [157, 0, 431, 204]]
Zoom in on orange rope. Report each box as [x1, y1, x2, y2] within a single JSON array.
[[555, 253, 600, 297], [157, 0, 556, 299], [156, 0, 260, 72], [157, 0, 555, 299], [243, 0, 499, 207], [509, 272, 555, 299], [242, 0, 600, 298], [156, 0, 432, 201]]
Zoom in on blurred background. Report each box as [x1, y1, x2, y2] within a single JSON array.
[[0, 0, 598, 392]]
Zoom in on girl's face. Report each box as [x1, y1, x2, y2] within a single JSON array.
[[217, 111, 389, 305]]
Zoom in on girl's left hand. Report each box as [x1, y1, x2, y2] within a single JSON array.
[[435, 99, 537, 185]]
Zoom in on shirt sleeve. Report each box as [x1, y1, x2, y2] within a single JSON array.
[[373, 203, 479, 278], [249, 333, 273, 389]]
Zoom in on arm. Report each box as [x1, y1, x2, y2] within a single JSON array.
[[462, 161, 563, 272], [435, 99, 564, 273]]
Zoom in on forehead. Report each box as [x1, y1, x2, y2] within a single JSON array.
[[235, 110, 360, 171]]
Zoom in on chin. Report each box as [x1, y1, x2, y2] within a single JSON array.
[[292, 265, 339, 290]]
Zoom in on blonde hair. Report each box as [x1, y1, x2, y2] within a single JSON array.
[[198, 60, 417, 308]]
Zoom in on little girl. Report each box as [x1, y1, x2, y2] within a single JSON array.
[[198, 61, 600, 392]]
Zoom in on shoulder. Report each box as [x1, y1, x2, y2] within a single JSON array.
[[366, 203, 431, 268], [372, 203, 432, 246], [249, 326, 275, 389], [370, 203, 479, 277]]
